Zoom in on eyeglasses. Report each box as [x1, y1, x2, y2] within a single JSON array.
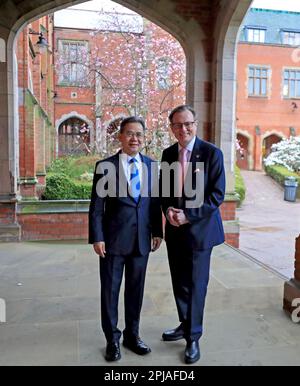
[[124, 131, 144, 139], [171, 121, 196, 130]]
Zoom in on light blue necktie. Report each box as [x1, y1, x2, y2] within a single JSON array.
[[129, 158, 141, 203]]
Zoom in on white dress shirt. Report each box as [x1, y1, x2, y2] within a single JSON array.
[[120, 152, 143, 185]]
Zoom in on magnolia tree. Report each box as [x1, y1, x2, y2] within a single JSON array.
[[264, 136, 300, 173], [56, 8, 186, 159]]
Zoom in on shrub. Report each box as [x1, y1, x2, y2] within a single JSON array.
[[264, 136, 300, 173], [235, 165, 246, 206], [265, 164, 300, 198], [43, 173, 92, 200]]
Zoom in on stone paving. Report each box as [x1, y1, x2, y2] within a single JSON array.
[[0, 240, 299, 366], [238, 170, 300, 279]]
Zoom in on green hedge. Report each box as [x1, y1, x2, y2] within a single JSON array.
[[235, 165, 246, 206], [265, 164, 300, 198], [43, 173, 92, 200]]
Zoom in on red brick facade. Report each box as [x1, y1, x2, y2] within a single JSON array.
[[236, 43, 300, 170], [53, 18, 186, 157], [17, 16, 56, 199], [17, 200, 238, 246], [18, 212, 88, 240]]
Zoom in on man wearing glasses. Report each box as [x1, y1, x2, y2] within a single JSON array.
[[160, 105, 225, 364], [89, 116, 163, 362]]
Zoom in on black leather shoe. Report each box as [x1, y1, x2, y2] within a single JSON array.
[[162, 325, 184, 341], [184, 340, 200, 364], [123, 336, 151, 355], [105, 341, 121, 362]]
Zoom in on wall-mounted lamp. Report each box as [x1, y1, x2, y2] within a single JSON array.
[[28, 28, 48, 54], [49, 90, 57, 98], [291, 102, 298, 112]]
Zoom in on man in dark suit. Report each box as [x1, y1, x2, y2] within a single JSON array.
[[160, 105, 225, 364], [89, 116, 163, 362]]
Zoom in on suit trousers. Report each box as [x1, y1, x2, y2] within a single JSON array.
[[166, 239, 212, 342], [99, 252, 149, 343]]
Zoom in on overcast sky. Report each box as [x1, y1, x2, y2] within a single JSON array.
[[252, 0, 300, 12], [72, 0, 300, 13]]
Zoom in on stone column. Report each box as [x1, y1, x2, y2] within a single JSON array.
[[211, 1, 250, 248], [19, 92, 38, 200], [0, 30, 20, 241], [36, 115, 46, 196], [283, 235, 300, 321]]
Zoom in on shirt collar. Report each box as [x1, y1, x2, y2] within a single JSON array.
[[178, 136, 196, 153], [120, 151, 141, 164]]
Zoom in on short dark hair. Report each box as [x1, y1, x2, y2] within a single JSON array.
[[120, 116, 146, 133], [169, 105, 196, 123]]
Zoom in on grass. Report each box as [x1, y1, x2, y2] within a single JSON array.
[[46, 155, 100, 182]]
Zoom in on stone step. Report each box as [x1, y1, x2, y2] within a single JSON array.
[[0, 224, 21, 242]]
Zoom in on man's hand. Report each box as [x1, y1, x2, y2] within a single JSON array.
[[167, 207, 189, 227], [152, 237, 162, 252], [173, 209, 189, 226], [93, 242, 106, 258], [167, 207, 181, 227]]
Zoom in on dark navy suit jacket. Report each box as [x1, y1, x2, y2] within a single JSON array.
[[89, 151, 163, 256], [161, 137, 225, 250]]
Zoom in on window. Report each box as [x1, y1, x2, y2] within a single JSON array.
[[282, 31, 300, 46], [58, 40, 88, 86], [58, 118, 90, 156], [156, 58, 170, 90], [246, 28, 266, 43], [248, 66, 269, 97], [283, 69, 300, 98]]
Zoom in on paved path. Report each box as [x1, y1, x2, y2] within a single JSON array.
[[238, 171, 300, 279], [0, 241, 299, 366]]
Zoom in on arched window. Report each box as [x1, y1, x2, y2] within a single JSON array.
[[58, 117, 90, 156], [263, 134, 282, 158]]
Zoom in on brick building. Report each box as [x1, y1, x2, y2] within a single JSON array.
[[0, 0, 253, 244], [53, 5, 186, 159], [17, 16, 56, 200], [236, 8, 300, 170]]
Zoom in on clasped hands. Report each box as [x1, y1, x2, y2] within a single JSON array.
[[167, 207, 189, 227]]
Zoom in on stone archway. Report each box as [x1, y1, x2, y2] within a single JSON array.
[[236, 131, 252, 170], [212, 0, 253, 191], [0, 0, 253, 241], [262, 131, 285, 159]]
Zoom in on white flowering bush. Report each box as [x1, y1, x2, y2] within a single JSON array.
[[264, 136, 300, 173]]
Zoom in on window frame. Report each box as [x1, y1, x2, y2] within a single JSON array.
[[281, 30, 300, 46], [245, 27, 266, 43], [283, 68, 300, 99], [57, 39, 89, 87], [247, 65, 270, 98]]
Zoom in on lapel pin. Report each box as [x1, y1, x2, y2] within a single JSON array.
[[196, 155, 200, 159]]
